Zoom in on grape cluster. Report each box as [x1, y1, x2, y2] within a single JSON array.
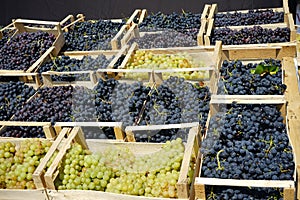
[[0, 126, 44, 138], [0, 31, 56, 71], [205, 186, 283, 200], [211, 26, 290, 45], [0, 139, 54, 189], [139, 12, 201, 40], [218, 59, 286, 95], [38, 54, 113, 82], [62, 20, 125, 51], [128, 31, 197, 49], [125, 50, 208, 80], [13, 86, 74, 124], [201, 103, 294, 181], [0, 27, 15, 48], [215, 9, 284, 27], [55, 138, 193, 198], [0, 81, 36, 121]]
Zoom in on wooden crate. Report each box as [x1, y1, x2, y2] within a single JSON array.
[[0, 71, 42, 88], [194, 99, 297, 200], [97, 41, 222, 93], [207, 0, 290, 23], [39, 48, 119, 86], [117, 6, 211, 49], [204, 13, 296, 47], [60, 14, 131, 51], [0, 121, 56, 139], [211, 56, 287, 101], [0, 137, 54, 200], [34, 126, 200, 200], [0, 18, 65, 82], [53, 121, 125, 140], [0, 22, 15, 41]]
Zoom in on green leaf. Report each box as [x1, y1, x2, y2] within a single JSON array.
[[254, 64, 265, 74]]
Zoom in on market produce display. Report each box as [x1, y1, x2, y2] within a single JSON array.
[[211, 26, 290, 45], [218, 59, 286, 95], [214, 9, 284, 27], [125, 50, 208, 80], [0, 81, 36, 121], [62, 20, 125, 51], [0, 139, 55, 189], [0, 31, 56, 71], [55, 138, 194, 198], [201, 103, 294, 197]]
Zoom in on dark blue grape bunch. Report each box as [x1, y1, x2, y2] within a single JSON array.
[[201, 103, 294, 181], [128, 30, 197, 48], [38, 54, 113, 82], [218, 59, 286, 95], [62, 19, 125, 51], [0, 81, 36, 121], [0, 31, 56, 71], [211, 26, 290, 45], [0, 126, 45, 138], [215, 9, 284, 27], [139, 11, 201, 40], [205, 185, 284, 200]]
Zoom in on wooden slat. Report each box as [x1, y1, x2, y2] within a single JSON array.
[[283, 0, 290, 15], [32, 128, 71, 189], [121, 24, 138, 47], [43, 125, 56, 139], [111, 25, 128, 50], [14, 19, 60, 26], [118, 42, 138, 69], [0, 121, 51, 126], [138, 9, 147, 24], [26, 46, 54, 72], [211, 95, 286, 104], [44, 128, 81, 189], [125, 122, 199, 132], [177, 127, 199, 198], [208, 4, 217, 19], [108, 44, 130, 69], [201, 4, 211, 20], [204, 19, 213, 46], [126, 9, 141, 25], [197, 19, 207, 45], [195, 177, 294, 188], [297, 165, 300, 200], [0, 189, 47, 200]]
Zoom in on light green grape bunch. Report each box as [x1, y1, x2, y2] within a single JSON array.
[[1, 139, 53, 189], [56, 138, 195, 198], [124, 50, 209, 81]]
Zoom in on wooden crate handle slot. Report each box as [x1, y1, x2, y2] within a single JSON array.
[[32, 128, 71, 189], [126, 9, 141, 25], [201, 4, 211, 20]]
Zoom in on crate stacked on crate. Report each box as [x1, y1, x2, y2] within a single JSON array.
[[113, 7, 211, 50], [0, 19, 65, 87], [202, 0, 296, 49], [93, 42, 223, 142], [31, 125, 200, 200], [191, 43, 299, 199]]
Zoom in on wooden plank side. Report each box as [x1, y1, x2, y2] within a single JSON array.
[[201, 5, 211, 20], [32, 128, 70, 189], [195, 177, 294, 188], [208, 4, 217, 19], [0, 189, 48, 200], [197, 19, 207, 45], [177, 127, 198, 198]]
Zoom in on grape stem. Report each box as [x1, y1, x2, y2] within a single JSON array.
[[216, 149, 224, 171]]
